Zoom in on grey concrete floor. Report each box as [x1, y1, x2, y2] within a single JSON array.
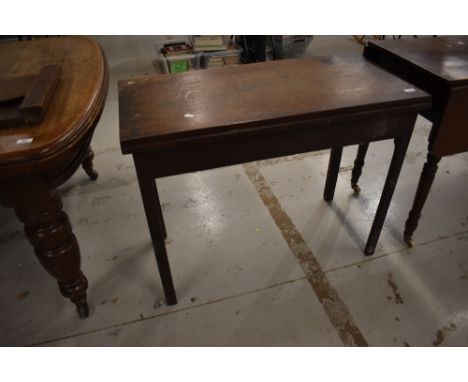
[[1, 36, 468, 346]]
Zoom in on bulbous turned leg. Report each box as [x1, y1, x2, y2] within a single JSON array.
[[82, 146, 98, 181], [404, 153, 441, 247], [351, 143, 369, 194], [14, 186, 89, 318]]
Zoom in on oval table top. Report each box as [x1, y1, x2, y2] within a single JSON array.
[[0, 37, 107, 172]]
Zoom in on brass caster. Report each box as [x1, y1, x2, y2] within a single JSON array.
[[404, 237, 415, 248]]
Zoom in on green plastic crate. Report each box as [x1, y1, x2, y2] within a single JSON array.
[[169, 59, 188, 73]]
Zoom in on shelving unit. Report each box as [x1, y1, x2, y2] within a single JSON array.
[[156, 36, 242, 74]]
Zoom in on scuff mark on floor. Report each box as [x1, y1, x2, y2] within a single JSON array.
[[91, 195, 112, 207], [457, 261, 468, 280], [255, 151, 327, 167], [75, 217, 109, 227], [95, 146, 121, 156], [433, 323, 457, 346], [339, 165, 353, 172], [16, 291, 29, 301], [182, 198, 197, 208], [153, 298, 162, 310], [387, 272, 404, 304]]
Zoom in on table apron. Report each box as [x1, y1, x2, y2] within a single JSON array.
[[133, 112, 417, 179]]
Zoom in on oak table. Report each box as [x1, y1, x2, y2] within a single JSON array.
[[0, 37, 108, 317], [119, 57, 430, 305], [350, 37, 468, 246]]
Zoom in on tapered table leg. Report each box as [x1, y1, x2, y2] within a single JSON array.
[[365, 134, 412, 255], [324, 147, 343, 201], [404, 153, 441, 247], [13, 185, 89, 318], [82, 146, 98, 181], [135, 165, 176, 305], [351, 143, 369, 194]]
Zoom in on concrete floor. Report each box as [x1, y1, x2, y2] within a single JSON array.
[[1, 36, 468, 346]]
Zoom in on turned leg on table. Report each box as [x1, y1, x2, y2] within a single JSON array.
[[13, 183, 89, 318], [404, 153, 441, 247]]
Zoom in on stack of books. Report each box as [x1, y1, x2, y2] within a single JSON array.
[[223, 53, 241, 66], [192, 36, 228, 52], [207, 56, 224, 68], [161, 42, 193, 57]]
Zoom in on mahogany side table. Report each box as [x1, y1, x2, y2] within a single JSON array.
[[119, 57, 430, 305], [0, 37, 108, 317], [350, 36, 468, 246]]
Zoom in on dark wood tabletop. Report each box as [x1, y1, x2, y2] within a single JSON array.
[[367, 36, 468, 86], [0, 37, 107, 174], [366, 37, 468, 158], [119, 56, 429, 154]]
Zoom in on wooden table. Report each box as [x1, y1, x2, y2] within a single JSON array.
[[119, 57, 430, 305], [352, 37, 468, 246], [0, 37, 108, 317]]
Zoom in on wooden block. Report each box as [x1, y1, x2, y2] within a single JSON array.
[[0, 75, 35, 104], [19, 64, 61, 125]]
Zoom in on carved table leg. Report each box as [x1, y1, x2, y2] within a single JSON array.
[[13, 184, 89, 318], [82, 146, 98, 181], [351, 143, 370, 194], [323, 147, 343, 201], [404, 153, 441, 247]]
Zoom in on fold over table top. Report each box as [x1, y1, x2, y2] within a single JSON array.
[[119, 56, 431, 154]]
